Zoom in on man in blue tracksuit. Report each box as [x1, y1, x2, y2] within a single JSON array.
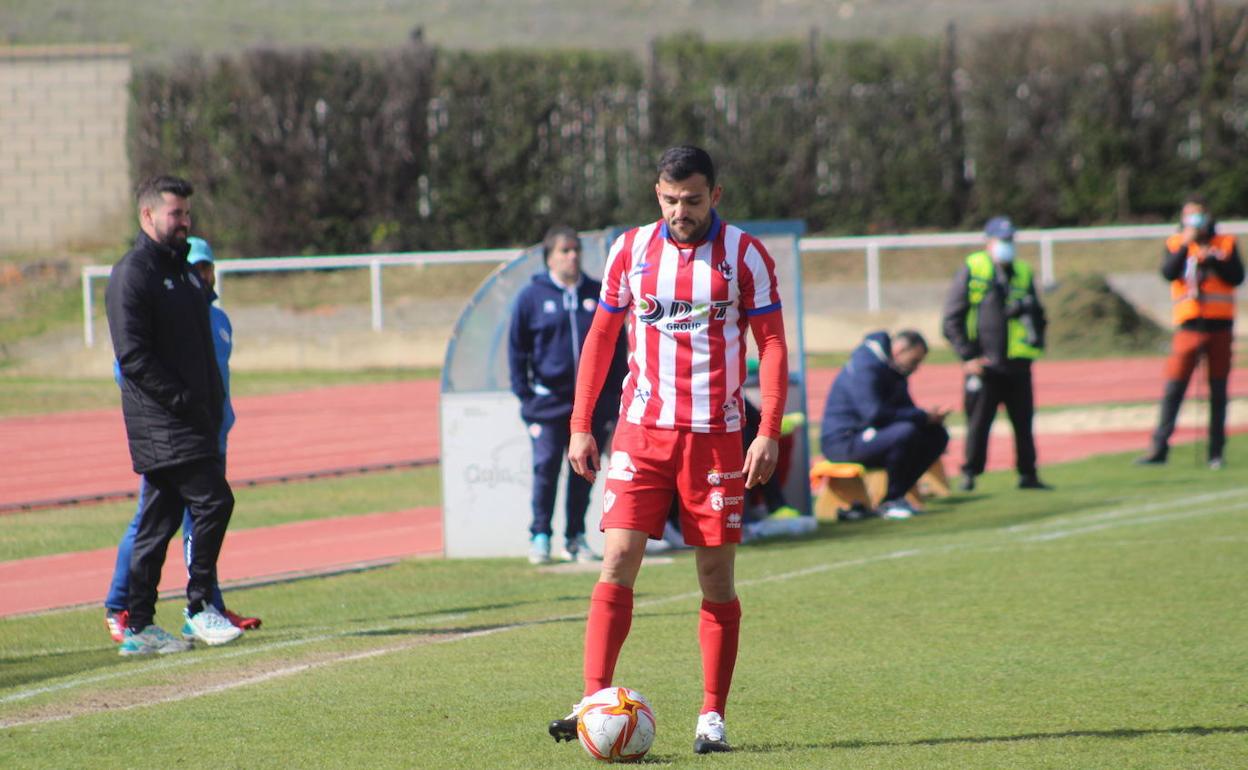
[[509, 225, 626, 564], [819, 330, 950, 520], [104, 236, 260, 643]]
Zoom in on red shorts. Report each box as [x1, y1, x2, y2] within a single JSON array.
[[600, 421, 745, 547]]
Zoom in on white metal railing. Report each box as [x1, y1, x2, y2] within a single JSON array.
[[82, 221, 1248, 346], [81, 248, 519, 347], [801, 220, 1248, 313]]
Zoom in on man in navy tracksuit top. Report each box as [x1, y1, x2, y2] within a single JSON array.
[[819, 330, 950, 520], [509, 226, 626, 565]]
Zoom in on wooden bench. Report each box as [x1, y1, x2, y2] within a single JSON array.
[[809, 458, 950, 520]]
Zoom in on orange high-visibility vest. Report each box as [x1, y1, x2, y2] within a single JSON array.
[[1167, 233, 1238, 326]]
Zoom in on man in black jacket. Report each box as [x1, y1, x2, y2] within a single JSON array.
[[105, 175, 240, 655], [941, 216, 1051, 492]]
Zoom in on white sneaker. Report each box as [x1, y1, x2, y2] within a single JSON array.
[[119, 624, 192, 656], [560, 534, 601, 563], [528, 533, 552, 565], [878, 498, 918, 520], [694, 711, 731, 753], [182, 605, 243, 646]]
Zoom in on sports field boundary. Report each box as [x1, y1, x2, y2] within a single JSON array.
[[4, 483, 1246, 731]]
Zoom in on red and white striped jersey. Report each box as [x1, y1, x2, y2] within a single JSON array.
[[599, 213, 782, 433]]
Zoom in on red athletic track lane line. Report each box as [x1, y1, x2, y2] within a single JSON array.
[[0, 508, 442, 618]]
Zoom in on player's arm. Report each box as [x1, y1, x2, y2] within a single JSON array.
[[568, 306, 628, 481], [507, 293, 538, 402], [742, 308, 787, 489]]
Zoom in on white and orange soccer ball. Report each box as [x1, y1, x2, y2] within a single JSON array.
[[576, 686, 657, 762]]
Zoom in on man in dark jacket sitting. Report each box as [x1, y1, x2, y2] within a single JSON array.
[[819, 330, 950, 520]]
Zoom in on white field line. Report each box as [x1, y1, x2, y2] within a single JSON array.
[[3, 490, 1245, 729], [1003, 487, 1248, 533]]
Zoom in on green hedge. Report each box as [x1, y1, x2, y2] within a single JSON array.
[[129, 4, 1248, 256]]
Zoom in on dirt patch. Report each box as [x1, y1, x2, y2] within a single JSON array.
[[1044, 273, 1168, 358]]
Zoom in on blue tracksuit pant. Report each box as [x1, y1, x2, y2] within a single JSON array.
[[834, 422, 949, 503], [528, 418, 612, 540]]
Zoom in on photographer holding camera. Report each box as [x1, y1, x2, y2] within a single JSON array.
[[942, 216, 1052, 492], [1137, 194, 1243, 469]]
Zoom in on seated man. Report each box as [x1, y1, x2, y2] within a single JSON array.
[[819, 330, 950, 520]]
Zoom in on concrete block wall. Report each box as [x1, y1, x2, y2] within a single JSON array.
[[0, 45, 132, 256]]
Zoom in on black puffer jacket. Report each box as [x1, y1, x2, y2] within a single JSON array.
[[105, 231, 224, 473]]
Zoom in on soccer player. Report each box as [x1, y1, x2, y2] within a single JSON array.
[[547, 146, 788, 754]]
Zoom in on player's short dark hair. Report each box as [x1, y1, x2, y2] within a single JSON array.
[[136, 175, 194, 209], [657, 145, 716, 189], [894, 329, 928, 352], [542, 225, 580, 261]]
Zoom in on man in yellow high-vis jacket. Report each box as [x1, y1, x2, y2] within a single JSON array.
[[941, 216, 1051, 492]]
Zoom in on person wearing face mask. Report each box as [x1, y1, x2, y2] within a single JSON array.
[[819, 330, 950, 520], [508, 225, 628, 565], [942, 216, 1050, 492], [1137, 194, 1243, 469]]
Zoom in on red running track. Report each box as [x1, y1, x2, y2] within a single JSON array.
[[1, 379, 441, 510], [0, 508, 442, 617], [3, 359, 1246, 510], [804, 358, 1248, 419]]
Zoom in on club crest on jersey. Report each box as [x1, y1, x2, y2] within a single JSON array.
[[716, 260, 734, 282], [706, 468, 743, 486], [582, 297, 597, 312], [543, 299, 557, 313]]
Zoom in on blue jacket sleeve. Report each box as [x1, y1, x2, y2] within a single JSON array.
[[856, 365, 926, 428], [507, 293, 534, 402]]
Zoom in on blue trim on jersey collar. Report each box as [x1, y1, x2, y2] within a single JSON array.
[[659, 209, 722, 246], [744, 301, 783, 316]]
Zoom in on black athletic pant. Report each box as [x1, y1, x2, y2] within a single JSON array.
[[962, 360, 1037, 478], [127, 456, 234, 630], [836, 421, 950, 502]]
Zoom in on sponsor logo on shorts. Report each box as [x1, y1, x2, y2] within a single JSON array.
[[727, 512, 742, 529], [706, 468, 744, 486], [606, 450, 637, 481], [603, 490, 616, 512], [710, 492, 745, 513]]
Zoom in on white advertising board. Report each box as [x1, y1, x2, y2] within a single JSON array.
[[440, 391, 606, 558]]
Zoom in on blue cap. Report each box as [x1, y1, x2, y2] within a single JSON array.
[[187, 236, 215, 265], [984, 216, 1015, 240]]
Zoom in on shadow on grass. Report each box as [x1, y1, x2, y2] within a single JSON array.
[[740, 723, 1248, 753]]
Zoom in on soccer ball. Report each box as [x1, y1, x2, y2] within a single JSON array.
[[576, 686, 657, 762]]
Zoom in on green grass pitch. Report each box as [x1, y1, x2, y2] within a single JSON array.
[[1, 440, 1246, 768]]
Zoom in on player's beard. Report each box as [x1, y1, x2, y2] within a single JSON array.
[[668, 214, 709, 244], [156, 224, 189, 250]]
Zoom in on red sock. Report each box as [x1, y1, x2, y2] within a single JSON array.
[[583, 582, 634, 696], [699, 597, 741, 716]]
